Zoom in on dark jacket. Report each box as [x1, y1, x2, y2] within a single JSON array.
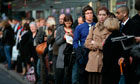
[[55, 26, 66, 68], [36, 27, 46, 45], [18, 31, 33, 63], [120, 18, 140, 65], [121, 18, 140, 36], [2, 26, 15, 46], [132, 14, 140, 36], [102, 31, 124, 84]]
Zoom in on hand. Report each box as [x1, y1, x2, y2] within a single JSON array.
[[30, 57, 34, 62], [0, 31, 2, 35], [49, 61, 53, 64], [54, 30, 56, 38], [91, 40, 95, 44], [67, 32, 73, 37], [118, 57, 124, 65], [129, 56, 133, 64], [135, 37, 140, 43], [18, 35, 21, 39], [102, 39, 106, 46], [64, 33, 67, 39]]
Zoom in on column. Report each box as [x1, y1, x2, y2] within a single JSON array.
[[32, 10, 36, 19]]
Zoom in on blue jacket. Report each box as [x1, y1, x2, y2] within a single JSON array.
[[73, 22, 96, 49]]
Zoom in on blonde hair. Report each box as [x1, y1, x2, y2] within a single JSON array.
[[21, 19, 27, 26], [46, 18, 56, 26], [0, 20, 10, 28], [35, 19, 40, 23], [104, 18, 120, 32]]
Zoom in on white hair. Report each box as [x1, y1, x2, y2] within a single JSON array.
[[47, 18, 56, 26], [29, 22, 37, 27]]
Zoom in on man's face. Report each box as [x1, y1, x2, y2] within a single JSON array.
[[59, 14, 65, 25], [85, 10, 93, 22], [97, 10, 108, 23], [116, 8, 124, 21], [12, 20, 17, 24], [78, 17, 84, 25], [39, 19, 45, 27]]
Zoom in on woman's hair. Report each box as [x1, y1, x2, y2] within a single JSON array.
[[21, 19, 27, 27], [23, 23, 30, 30], [29, 22, 37, 27], [135, 0, 140, 11], [46, 17, 56, 26], [104, 18, 120, 32], [64, 14, 73, 27], [97, 7, 109, 15]]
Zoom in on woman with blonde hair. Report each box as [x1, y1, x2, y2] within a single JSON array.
[[102, 18, 124, 84]]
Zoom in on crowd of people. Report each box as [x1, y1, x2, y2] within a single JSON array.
[[0, 0, 140, 84]]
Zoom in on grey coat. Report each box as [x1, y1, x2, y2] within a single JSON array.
[[55, 26, 66, 68]]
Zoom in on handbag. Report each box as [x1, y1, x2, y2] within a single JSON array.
[[36, 42, 47, 55], [26, 66, 36, 82], [63, 43, 73, 66], [11, 45, 19, 61]]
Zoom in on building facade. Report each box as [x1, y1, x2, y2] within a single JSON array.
[[1, 0, 137, 22]]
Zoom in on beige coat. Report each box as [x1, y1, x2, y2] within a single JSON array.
[[84, 23, 110, 72]]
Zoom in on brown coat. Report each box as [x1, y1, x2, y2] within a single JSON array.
[[84, 23, 110, 72]]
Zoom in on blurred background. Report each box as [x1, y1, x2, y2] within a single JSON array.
[[0, 0, 137, 23]]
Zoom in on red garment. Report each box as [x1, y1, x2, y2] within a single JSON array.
[[17, 26, 21, 30]]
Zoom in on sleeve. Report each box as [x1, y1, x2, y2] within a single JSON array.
[[1, 30, 7, 44], [84, 27, 94, 50], [47, 34, 55, 44], [73, 26, 80, 49], [84, 27, 100, 50], [55, 27, 65, 46]]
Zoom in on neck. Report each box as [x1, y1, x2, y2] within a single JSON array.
[[65, 27, 71, 29], [122, 16, 128, 23], [33, 32, 37, 37], [86, 19, 93, 24]]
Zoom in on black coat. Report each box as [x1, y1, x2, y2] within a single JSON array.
[[120, 18, 139, 68], [132, 14, 140, 37], [102, 31, 124, 84], [2, 26, 15, 46], [121, 18, 140, 36], [18, 31, 33, 63], [132, 14, 140, 24]]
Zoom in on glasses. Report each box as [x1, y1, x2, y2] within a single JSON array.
[[85, 12, 93, 15], [65, 21, 72, 24]]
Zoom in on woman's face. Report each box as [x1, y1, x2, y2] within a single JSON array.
[[30, 24, 37, 33], [64, 21, 72, 28], [98, 10, 108, 23]]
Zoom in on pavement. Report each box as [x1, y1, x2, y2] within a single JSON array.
[[0, 64, 32, 84]]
